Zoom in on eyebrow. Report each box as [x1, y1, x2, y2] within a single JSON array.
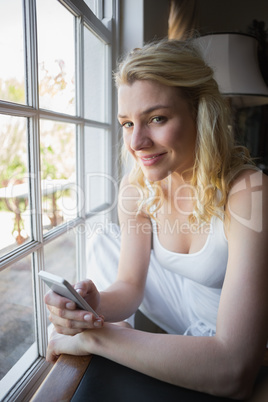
[[118, 104, 170, 119]]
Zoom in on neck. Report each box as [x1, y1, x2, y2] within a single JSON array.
[[161, 172, 194, 200]]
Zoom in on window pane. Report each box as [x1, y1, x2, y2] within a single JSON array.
[[0, 0, 25, 104], [0, 255, 36, 381], [40, 120, 77, 233], [43, 231, 77, 336], [36, 0, 75, 115], [84, 26, 108, 122], [0, 115, 31, 258], [85, 127, 110, 213], [44, 230, 77, 285]]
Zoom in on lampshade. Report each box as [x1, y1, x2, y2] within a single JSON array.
[[195, 33, 268, 108]]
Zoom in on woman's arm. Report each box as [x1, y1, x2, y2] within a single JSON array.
[[45, 175, 152, 332], [47, 170, 268, 399], [94, 175, 152, 322]]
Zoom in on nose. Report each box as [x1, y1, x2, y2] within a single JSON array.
[[130, 125, 153, 151]]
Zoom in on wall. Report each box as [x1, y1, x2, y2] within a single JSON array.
[[120, 0, 268, 49], [120, 0, 169, 54], [197, 0, 268, 35], [143, 0, 169, 42], [120, 0, 144, 54]]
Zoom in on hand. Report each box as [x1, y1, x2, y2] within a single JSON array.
[[46, 322, 131, 363], [44, 279, 104, 335], [46, 328, 91, 363]]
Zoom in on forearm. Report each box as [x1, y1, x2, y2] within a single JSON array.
[[83, 324, 259, 399], [97, 280, 144, 322]]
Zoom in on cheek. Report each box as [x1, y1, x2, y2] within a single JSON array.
[[162, 130, 181, 148], [166, 122, 196, 151]]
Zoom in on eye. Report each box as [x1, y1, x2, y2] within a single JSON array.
[[150, 116, 166, 124], [121, 121, 133, 129]]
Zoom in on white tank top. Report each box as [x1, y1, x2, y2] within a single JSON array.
[[151, 215, 228, 289]]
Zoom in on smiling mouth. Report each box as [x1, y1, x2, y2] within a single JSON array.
[[142, 155, 159, 161], [141, 153, 165, 160], [139, 153, 167, 166]]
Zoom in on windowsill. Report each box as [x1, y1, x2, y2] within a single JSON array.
[[30, 354, 91, 401]]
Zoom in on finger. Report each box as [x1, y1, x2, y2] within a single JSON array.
[[48, 305, 99, 324], [46, 337, 60, 363], [74, 279, 96, 297], [47, 305, 86, 321], [53, 324, 84, 336], [44, 289, 76, 310], [48, 310, 103, 330], [48, 310, 85, 330], [46, 348, 59, 363]]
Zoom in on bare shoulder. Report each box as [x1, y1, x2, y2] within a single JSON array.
[[226, 169, 268, 232], [118, 174, 149, 222]]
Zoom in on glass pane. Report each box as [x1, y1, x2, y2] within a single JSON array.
[[84, 26, 108, 122], [36, 0, 75, 114], [0, 255, 36, 381], [0, 115, 31, 258], [40, 120, 77, 233], [85, 127, 110, 213], [0, 0, 25, 104], [44, 230, 77, 285]]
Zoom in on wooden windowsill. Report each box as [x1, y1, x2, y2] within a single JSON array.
[[30, 354, 91, 402]]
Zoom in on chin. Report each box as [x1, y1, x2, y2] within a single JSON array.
[[143, 170, 169, 183]]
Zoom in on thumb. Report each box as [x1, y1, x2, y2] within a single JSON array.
[[74, 279, 96, 297]]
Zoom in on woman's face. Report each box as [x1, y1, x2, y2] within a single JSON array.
[[118, 80, 197, 182]]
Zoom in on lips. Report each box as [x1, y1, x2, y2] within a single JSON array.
[[139, 152, 166, 166]]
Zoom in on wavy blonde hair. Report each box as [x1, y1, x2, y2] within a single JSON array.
[[114, 39, 257, 223]]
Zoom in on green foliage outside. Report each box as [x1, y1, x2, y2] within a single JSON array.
[[0, 61, 75, 239]]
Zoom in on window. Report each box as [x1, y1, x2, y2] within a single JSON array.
[[0, 0, 117, 400]]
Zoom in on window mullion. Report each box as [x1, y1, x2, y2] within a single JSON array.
[[24, 0, 39, 109], [76, 124, 87, 280], [76, 16, 86, 279], [33, 250, 48, 358], [25, 0, 48, 358], [25, 0, 43, 247], [104, 43, 112, 220], [111, 0, 120, 223], [76, 16, 84, 119], [29, 116, 48, 357], [25, 0, 43, 244]]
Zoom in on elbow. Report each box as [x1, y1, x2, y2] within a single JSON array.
[[226, 372, 255, 400], [214, 360, 259, 400]]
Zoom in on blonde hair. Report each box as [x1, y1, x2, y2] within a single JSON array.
[[168, 0, 199, 40], [114, 39, 257, 223]]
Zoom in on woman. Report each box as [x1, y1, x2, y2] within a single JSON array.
[[45, 39, 268, 399]]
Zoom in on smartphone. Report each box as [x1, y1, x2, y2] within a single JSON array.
[[39, 270, 99, 318]]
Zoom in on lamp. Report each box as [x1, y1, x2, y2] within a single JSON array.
[[195, 33, 268, 108]]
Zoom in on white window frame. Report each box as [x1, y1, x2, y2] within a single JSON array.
[[0, 0, 119, 400]]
